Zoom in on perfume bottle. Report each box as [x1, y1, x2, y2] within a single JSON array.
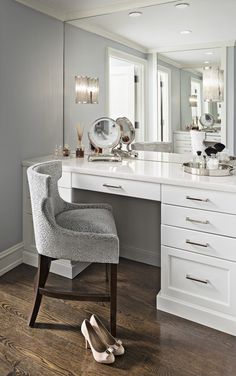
[[76, 141, 84, 158]]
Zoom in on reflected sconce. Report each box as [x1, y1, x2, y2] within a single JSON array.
[[203, 67, 224, 102], [75, 76, 99, 104], [189, 94, 198, 107]]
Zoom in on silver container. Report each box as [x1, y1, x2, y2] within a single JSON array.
[[183, 162, 234, 176]]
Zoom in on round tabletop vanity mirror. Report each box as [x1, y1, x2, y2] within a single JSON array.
[[116, 117, 135, 146], [200, 113, 215, 129], [88, 117, 122, 161], [88, 117, 121, 150]]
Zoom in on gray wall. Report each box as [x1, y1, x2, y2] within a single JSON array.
[[0, 0, 63, 252], [64, 24, 146, 150]]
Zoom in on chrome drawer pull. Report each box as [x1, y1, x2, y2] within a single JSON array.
[[186, 217, 209, 225], [103, 183, 122, 189], [186, 196, 209, 202], [186, 239, 209, 248], [186, 274, 209, 284]]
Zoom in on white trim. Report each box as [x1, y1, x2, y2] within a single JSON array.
[[150, 40, 236, 53], [106, 47, 148, 140], [158, 55, 182, 69], [15, 0, 176, 22], [22, 248, 89, 279], [157, 64, 172, 142], [69, 21, 147, 53], [15, 0, 65, 20], [157, 293, 236, 336], [0, 243, 23, 277]]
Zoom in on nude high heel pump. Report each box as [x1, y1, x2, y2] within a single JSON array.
[[90, 314, 125, 356], [81, 319, 115, 364]]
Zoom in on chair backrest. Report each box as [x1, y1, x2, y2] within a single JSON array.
[[27, 161, 65, 253], [131, 142, 172, 152]]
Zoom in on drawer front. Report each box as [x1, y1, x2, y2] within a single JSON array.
[[162, 225, 236, 262], [174, 146, 192, 154], [174, 140, 191, 148], [72, 174, 161, 201], [162, 246, 236, 315], [162, 185, 236, 215], [162, 204, 236, 238], [205, 135, 221, 142], [174, 133, 191, 141]]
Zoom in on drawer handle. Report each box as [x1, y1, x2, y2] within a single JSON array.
[[186, 217, 209, 225], [186, 239, 209, 248], [103, 183, 122, 189], [186, 196, 209, 202], [186, 274, 209, 284]]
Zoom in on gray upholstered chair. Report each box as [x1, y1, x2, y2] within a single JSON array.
[[27, 161, 119, 335], [131, 142, 173, 152]]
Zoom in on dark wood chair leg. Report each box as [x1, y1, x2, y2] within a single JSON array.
[[28, 254, 52, 327], [105, 264, 109, 282], [110, 264, 117, 337]]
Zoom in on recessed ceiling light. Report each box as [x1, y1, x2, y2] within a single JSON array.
[[180, 29, 192, 34], [129, 11, 142, 17], [205, 51, 213, 55], [175, 2, 190, 9], [204, 61, 209, 64], [204, 66, 210, 70]]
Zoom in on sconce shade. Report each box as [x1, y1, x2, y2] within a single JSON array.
[[203, 67, 224, 102], [75, 76, 99, 104], [189, 94, 198, 107]]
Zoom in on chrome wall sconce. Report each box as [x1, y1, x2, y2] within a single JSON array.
[[189, 94, 198, 107], [75, 76, 99, 104], [203, 67, 224, 102]]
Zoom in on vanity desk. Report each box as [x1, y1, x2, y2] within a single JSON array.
[[22, 152, 236, 336]]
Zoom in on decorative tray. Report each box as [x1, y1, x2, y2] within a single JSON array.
[[88, 153, 122, 162], [183, 162, 234, 176]]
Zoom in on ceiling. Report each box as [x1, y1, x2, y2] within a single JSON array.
[[15, 0, 174, 20], [160, 48, 222, 68], [16, 0, 236, 52]]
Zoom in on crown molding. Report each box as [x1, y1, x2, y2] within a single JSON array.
[[64, 0, 177, 21], [149, 40, 236, 53], [15, 0, 177, 21], [15, 0, 65, 20], [158, 54, 182, 68], [69, 21, 148, 53]]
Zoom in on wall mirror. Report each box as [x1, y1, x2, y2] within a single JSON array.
[[157, 47, 225, 139], [64, 0, 235, 154]]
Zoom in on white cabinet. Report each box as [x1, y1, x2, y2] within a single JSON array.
[[158, 184, 236, 335]]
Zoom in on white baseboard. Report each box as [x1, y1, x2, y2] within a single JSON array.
[[120, 243, 160, 267], [23, 248, 89, 279], [157, 292, 236, 337], [0, 243, 24, 277]]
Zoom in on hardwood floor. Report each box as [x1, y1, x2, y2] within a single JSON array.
[[0, 259, 235, 376]]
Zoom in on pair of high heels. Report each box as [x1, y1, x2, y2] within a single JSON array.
[[81, 314, 125, 364]]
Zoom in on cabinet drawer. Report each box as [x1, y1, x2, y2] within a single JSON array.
[[161, 246, 236, 315], [162, 225, 236, 262], [162, 204, 236, 238], [162, 185, 236, 215], [72, 174, 160, 201], [174, 147, 192, 154], [174, 133, 191, 141], [174, 140, 191, 148]]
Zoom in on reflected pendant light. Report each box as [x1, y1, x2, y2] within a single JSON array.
[[203, 67, 224, 102]]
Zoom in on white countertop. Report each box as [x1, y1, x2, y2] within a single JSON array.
[[22, 152, 236, 193]]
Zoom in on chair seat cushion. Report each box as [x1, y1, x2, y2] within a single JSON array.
[[56, 208, 117, 235]]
